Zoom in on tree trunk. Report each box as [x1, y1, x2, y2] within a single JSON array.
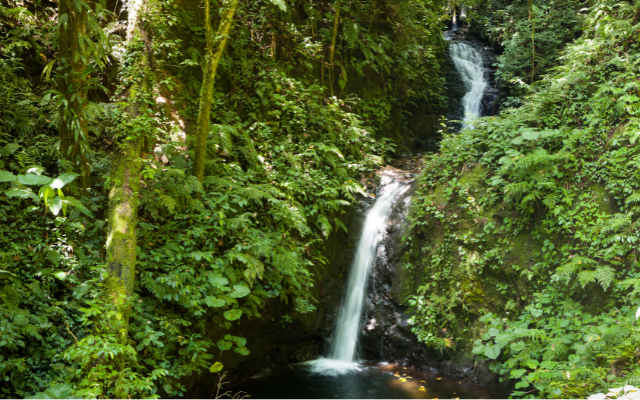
[[328, 0, 341, 96], [58, 0, 91, 189], [193, 0, 239, 182], [104, 0, 150, 388]]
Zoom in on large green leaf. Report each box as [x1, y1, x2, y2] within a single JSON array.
[[2, 143, 20, 157], [234, 347, 250, 356], [204, 296, 225, 307], [229, 285, 250, 298], [223, 309, 242, 321], [521, 129, 541, 141], [0, 170, 16, 182], [217, 339, 232, 351], [530, 308, 543, 317], [50, 196, 63, 215], [510, 369, 528, 379], [66, 197, 94, 218], [17, 174, 52, 186], [484, 345, 501, 359], [27, 384, 73, 399], [53, 272, 67, 281], [50, 172, 80, 189], [209, 274, 229, 287], [510, 341, 526, 353], [5, 188, 39, 202]]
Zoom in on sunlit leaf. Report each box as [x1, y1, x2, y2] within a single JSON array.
[[209, 362, 224, 373]]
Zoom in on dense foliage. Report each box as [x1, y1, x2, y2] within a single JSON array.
[[0, 0, 447, 398], [406, 0, 640, 398], [471, 0, 589, 107]]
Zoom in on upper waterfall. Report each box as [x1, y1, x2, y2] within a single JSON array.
[[449, 42, 487, 126]]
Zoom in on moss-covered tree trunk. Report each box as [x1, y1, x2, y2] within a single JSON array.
[[58, 0, 91, 189], [105, 0, 149, 341], [193, 0, 239, 182], [104, 2, 152, 396]]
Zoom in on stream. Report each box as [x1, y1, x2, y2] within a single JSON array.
[[234, 31, 495, 399]]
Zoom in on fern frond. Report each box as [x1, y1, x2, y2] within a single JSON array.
[[334, 218, 348, 234], [317, 215, 332, 238], [158, 194, 178, 214], [626, 192, 640, 205], [236, 187, 272, 203], [594, 266, 616, 291], [600, 213, 632, 233]]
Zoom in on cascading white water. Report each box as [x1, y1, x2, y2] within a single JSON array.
[[309, 176, 408, 374], [449, 42, 487, 126]]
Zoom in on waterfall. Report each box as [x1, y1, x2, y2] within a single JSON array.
[[309, 176, 408, 374], [449, 42, 487, 126]]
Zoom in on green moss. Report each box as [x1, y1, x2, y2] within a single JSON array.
[[592, 183, 615, 215]]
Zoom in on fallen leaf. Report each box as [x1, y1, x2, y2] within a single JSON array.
[[421, 380, 426, 383], [419, 386, 426, 392], [436, 377, 442, 380], [399, 378, 407, 382]]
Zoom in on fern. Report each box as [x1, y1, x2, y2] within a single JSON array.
[[542, 192, 561, 208], [578, 266, 615, 291], [317, 215, 332, 238], [344, 21, 360, 45], [158, 194, 178, 214], [600, 213, 632, 233], [334, 218, 348, 234], [626, 192, 640, 205], [212, 124, 236, 156]]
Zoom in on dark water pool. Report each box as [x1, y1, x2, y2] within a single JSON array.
[[234, 362, 496, 399]]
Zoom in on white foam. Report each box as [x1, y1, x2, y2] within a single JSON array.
[[304, 358, 361, 375]]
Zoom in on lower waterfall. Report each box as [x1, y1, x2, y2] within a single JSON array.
[[309, 175, 410, 374]]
